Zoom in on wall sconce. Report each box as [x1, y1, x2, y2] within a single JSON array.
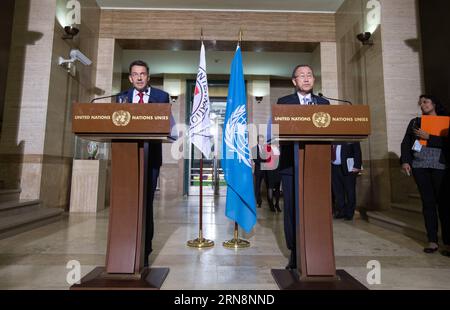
[[170, 95, 179, 103], [62, 25, 79, 40], [255, 96, 263, 104], [356, 32, 373, 46]]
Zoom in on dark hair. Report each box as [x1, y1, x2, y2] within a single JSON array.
[[129, 60, 149, 75], [419, 94, 449, 116], [291, 64, 315, 79]]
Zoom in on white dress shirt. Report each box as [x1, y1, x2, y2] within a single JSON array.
[[132, 87, 151, 103], [297, 92, 312, 105], [332, 144, 342, 165]]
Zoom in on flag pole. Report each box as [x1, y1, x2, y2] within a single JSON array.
[[187, 32, 214, 249], [223, 222, 250, 249], [187, 155, 214, 248], [223, 29, 251, 249]]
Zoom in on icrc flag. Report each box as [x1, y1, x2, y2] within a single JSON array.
[[189, 42, 211, 158], [222, 46, 257, 233]]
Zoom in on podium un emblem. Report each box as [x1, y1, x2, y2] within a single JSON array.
[[312, 112, 331, 128], [112, 110, 131, 127]]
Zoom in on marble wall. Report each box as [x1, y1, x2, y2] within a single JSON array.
[[0, 0, 57, 197], [336, 0, 424, 209], [0, 0, 15, 126], [0, 0, 101, 209], [380, 0, 425, 203]]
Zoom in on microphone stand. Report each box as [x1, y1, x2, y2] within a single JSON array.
[[318, 93, 352, 105], [90, 93, 120, 103]]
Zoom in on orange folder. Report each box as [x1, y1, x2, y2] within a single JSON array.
[[420, 115, 450, 146]]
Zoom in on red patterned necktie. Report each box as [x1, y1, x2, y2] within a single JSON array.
[[137, 92, 144, 104]]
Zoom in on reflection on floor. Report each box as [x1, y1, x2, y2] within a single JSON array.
[[0, 195, 449, 290]]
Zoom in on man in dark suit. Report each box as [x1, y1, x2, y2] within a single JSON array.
[[252, 134, 273, 211], [117, 60, 170, 267], [276, 64, 330, 270], [331, 142, 362, 221]]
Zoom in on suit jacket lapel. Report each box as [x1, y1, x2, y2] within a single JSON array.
[[127, 88, 134, 103], [291, 93, 300, 104]]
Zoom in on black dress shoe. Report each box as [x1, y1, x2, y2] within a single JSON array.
[[257, 203, 261, 208], [344, 216, 354, 221], [423, 246, 439, 253], [269, 205, 276, 212], [285, 263, 297, 270], [275, 205, 282, 213], [334, 214, 345, 219]]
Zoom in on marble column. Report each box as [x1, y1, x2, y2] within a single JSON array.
[[0, 0, 56, 199]]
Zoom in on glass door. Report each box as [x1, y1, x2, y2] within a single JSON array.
[[188, 97, 227, 196]]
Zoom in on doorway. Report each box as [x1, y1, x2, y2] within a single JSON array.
[[185, 81, 228, 196]]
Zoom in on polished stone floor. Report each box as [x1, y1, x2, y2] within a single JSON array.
[[0, 194, 450, 290]]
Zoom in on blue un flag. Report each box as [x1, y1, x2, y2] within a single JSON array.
[[221, 46, 257, 233]]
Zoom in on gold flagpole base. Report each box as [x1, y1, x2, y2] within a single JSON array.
[[187, 238, 215, 249], [222, 238, 250, 249]]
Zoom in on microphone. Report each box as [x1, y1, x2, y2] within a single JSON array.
[[90, 93, 121, 103], [318, 93, 352, 105]]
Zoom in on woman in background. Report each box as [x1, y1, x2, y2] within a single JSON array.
[[401, 95, 449, 255]]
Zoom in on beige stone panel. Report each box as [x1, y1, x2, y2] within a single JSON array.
[[69, 160, 106, 212], [19, 163, 42, 200], [5, 1, 56, 154], [380, 0, 424, 156], [335, 0, 363, 38], [311, 44, 322, 94], [80, 0, 101, 34], [336, 0, 392, 210], [45, 28, 73, 157], [1, 109, 47, 155], [177, 87, 187, 196], [249, 79, 271, 134], [320, 42, 339, 100], [39, 160, 73, 209], [356, 165, 371, 208], [0, 161, 22, 189], [100, 10, 336, 42], [159, 164, 180, 199], [112, 40, 123, 95], [94, 38, 115, 101], [77, 1, 101, 102], [367, 159, 392, 211], [162, 77, 182, 165], [270, 81, 294, 105]]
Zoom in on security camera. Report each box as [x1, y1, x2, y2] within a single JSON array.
[[58, 49, 92, 67], [70, 49, 92, 66]]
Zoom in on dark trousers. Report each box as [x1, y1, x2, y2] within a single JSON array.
[[413, 168, 449, 244], [254, 169, 269, 206], [331, 164, 357, 218], [142, 140, 160, 266], [144, 167, 159, 265], [281, 172, 296, 265], [268, 186, 281, 207]]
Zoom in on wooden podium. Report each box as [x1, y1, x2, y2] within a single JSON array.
[[270, 104, 370, 290], [70, 103, 173, 290]]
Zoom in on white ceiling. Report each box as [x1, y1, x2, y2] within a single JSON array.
[[96, 0, 344, 13]]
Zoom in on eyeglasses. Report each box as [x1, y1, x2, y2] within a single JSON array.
[[130, 72, 148, 78], [294, 74, 313, 80]]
